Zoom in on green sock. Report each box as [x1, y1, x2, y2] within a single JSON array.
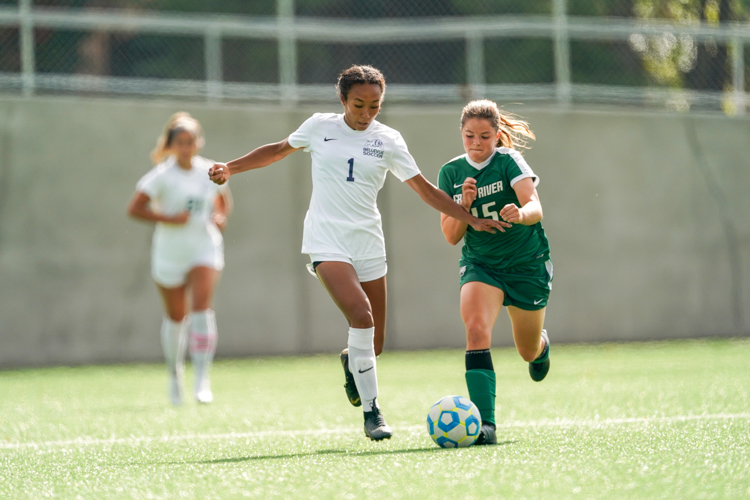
[[465, 369, 496, 426]]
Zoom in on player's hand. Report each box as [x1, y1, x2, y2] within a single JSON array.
[[211, 212, 228, 231], [208, 162, 230, 185], [469, 216, 511, 234], [499, 203, 523, 224], [460, 177, 477, 209], [169, 211, 190, 225]]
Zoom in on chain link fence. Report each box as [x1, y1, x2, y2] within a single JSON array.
[[0, 27, 19, 73], [0, 0, 748, 114], [297, 41, 467, 85]]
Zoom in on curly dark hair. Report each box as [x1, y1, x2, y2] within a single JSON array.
[[336, 65, 386, 102]]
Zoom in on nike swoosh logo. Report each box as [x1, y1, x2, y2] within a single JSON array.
[[358, 366, 374, 374], [534, 299, 544, 305], [453, 183, 463, 188], [324, 137, 337, 141]]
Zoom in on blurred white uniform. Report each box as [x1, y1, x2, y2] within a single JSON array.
[[136, 155, 226, 287], [288, 113, 420, 280]]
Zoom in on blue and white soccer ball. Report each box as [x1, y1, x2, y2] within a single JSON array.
[[426, 395, 482, 448]]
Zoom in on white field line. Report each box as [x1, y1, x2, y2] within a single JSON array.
[[2, 412, 749, 451]]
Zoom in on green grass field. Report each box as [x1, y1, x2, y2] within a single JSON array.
[[1, 338, 749, 499]]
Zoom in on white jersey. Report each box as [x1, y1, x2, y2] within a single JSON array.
[[288, 113, 421, 259], [136, 155, 227, 285], [136, 155, 226, 236]]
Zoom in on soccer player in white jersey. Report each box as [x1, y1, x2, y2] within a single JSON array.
[[208, 65, 508, 441], [127, 112, 232, 406]]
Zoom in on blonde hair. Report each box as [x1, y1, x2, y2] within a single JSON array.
[[151, 112, 205, 164], [460, 100, 535, 151]]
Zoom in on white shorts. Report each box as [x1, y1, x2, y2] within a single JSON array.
[[306, 254, 387, 283], [151, 226, 224, 288]]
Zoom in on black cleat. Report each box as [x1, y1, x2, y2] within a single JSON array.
[[529, 330, 550, 382], [340, 349, 361, 407], [363, 404, 393, 441], [474, 424, 497, 446]]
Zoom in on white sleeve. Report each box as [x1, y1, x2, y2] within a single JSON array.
[[287, 114, 320, 152], [387, 132, 421, 182], [507, 149, 540, 188], [136, 167, 163, 200]]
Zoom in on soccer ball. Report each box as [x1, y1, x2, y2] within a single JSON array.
[[426, 395, 482, 448]]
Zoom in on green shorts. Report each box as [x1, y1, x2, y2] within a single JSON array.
[[458, 258, 553, 311]]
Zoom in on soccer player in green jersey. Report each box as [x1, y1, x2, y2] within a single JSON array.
[[437, 100, 553, 445]]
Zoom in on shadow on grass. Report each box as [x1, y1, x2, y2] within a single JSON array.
[[168, 440, 517, 465]]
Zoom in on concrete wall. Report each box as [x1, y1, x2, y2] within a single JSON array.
[[1, 95, 748, 367]]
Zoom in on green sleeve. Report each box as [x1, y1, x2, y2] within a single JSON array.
[[437, 165, 453, 196], [504, 155, 523, 181]]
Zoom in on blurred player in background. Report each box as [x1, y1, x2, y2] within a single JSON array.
[[127, 112, 232, 406], [438, 100, 552, 445], [208, 65, 507, 441]]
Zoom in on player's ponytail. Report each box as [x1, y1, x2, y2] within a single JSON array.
[[151, 112, 205, 164], [460, 100, 535, 152]]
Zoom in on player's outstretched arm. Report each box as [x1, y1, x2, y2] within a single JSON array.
[[208, 138, 301, 185], [405, 174, 511, 236]]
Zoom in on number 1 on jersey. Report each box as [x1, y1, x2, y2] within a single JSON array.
[[346, 158, 355, 182]]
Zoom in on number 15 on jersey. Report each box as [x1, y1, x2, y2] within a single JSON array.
[[471, 201, 499, 220]]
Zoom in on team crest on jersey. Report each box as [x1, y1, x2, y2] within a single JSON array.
[[363, 138, 384, 158]]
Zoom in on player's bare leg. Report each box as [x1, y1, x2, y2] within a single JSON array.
[[333, 275, 386, 407], [188, 266, 221, 403], [316, 262, 367, 407], [156, 284, 189, 405], [461, 282, 503, 351], [315, 262, 374, 329], [316, 262, 392, 441], [460, 281, 504, 445], [507, 306, 549, 381], [360, 276, 387, 356]]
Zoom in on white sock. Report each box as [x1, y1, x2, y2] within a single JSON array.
[[160, 317, 187, 374], [348, 327, 379, 412], [189, 310, 218, 389]]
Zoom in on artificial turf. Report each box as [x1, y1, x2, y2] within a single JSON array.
[[1, 338, 748, 499]]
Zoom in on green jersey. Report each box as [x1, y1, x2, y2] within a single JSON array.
[[437, 147, 550, 270]]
